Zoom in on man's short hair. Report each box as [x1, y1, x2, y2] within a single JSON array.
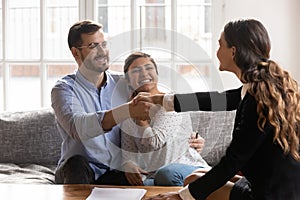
[[68, 20, 103, 50]]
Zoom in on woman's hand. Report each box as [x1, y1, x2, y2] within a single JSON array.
[[132, 93, 164, 106], [123, 162, 148, 186], [189, 132, 205, 153], [128, 99, 153, 120], [184, 168, 208, 186], [144, 192, 182, 200]]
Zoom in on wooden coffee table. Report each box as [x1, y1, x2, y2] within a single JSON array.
[[0, 184, 181, 200]]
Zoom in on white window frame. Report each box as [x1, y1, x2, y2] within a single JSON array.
[[0, 0, 223, 111], [91, 0, 222, 92], [1, 0, 79, 111]]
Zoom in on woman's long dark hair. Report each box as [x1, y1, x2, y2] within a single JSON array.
[[224, 19, 300, 160]]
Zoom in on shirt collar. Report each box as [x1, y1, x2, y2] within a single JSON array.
[[241, 83, 250, 99], [75, 70, 119, 92], [75, 70, 98, 92]]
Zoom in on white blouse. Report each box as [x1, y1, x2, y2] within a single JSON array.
[[121, 107, 209, 172]]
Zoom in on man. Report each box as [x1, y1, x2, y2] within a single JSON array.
[[51, 20, 153, 185], [51, 20, 204, 185]]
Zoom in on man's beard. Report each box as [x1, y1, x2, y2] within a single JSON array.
[[82, 53, 110, 73]]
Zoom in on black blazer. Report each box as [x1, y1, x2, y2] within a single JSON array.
[[173, 87, 242, 112], [176, 89, 300, 200]]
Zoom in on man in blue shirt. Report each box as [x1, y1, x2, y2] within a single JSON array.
[[51, 20, 154, 185]]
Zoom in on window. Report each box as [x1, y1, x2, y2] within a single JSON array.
[[0, 0, 78, 111], [95, 0, 212, 93], [0, 65, 3, 111], [0, 2, 3, 111], [0, 0, 213, 111]]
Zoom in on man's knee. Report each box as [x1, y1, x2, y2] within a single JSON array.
[[55, 155, 94, 184], [64, 155, 89, 169]]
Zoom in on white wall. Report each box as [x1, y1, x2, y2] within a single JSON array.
[[211, 0, 300, 90]]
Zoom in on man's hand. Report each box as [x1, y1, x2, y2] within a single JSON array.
[[144, 192, 182, 200], [123, 161, 148, 186], [129, 99, 161, 121], [189, 132, 205, 153], [102, 98, 154, 130]]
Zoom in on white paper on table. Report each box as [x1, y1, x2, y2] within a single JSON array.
[[86, 187, 147, 200]]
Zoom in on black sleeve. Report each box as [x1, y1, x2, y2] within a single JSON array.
[[173, 87, 242, 112], [188, 94, 268, 200]]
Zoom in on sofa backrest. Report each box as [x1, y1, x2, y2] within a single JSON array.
[[0, 108, 236, 167], [189, 110, 236, 166], [0, 108, 61, 165]]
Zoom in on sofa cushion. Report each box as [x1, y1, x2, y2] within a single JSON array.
[[189, 110, 236, 166], [0, 108, 61, 165], [0, 163, 55, 184]]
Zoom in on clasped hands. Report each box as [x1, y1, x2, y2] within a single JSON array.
[[128, 92, 161, 121], [129, 92, 205, 153]]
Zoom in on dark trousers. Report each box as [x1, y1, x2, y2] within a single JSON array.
[[55, 155, 130, 185]]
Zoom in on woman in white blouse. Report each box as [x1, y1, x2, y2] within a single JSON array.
[[120, 52, 211, 186]]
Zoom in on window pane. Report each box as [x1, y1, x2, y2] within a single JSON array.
[[7, 0, 40, 60], [138, 0, 171, 60], [97, 0, 131, 62], [155, 62, 173, 93], [0, 1, 2, 60], [0, 65, 3, 111], [176, 64, 210, 92], [44, 0, 79, 59], [108, 64, 123, 73], [156, 62, 211, 93], [97, 0, 131, 36], [45, 64, 76, 106], [138, 0, 171, 32], [177, 0, 212, 57], [8, 65, 40, 111]]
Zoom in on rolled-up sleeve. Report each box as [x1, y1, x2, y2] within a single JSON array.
[[51, 79, 106, 140]]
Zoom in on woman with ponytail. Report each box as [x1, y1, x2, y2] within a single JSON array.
[[141, 19, 300, 200]]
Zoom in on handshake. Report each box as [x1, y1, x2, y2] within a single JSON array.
[[129, 92, 165, 121], [111, 92, 166, 124]]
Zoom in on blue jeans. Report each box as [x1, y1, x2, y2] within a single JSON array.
[[143, 163, 202, 186]]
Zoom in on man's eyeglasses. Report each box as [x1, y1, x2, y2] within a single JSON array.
[[76, 41, 108, 50]]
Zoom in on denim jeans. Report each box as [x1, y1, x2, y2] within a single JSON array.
[[143, 163, 202, 186]]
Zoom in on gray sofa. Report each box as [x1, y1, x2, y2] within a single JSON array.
[[0, 108, 236, 184], [0, 108, 61, 184]]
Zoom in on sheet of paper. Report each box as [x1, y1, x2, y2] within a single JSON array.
[[86, 187, 147, 200]]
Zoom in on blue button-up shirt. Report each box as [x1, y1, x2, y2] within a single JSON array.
[[51, 70, 129, 178]]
